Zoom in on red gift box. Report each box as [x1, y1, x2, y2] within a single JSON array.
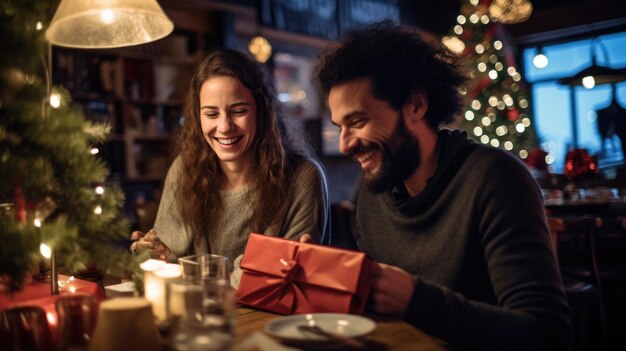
[[237, 233, 371, 315]]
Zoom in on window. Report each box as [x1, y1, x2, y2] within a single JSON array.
[[523, 32, 626, 173]]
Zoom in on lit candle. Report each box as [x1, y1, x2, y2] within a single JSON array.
[[140, 259, 181, 322]]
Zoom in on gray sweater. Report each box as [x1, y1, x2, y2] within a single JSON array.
[[356, 129, 571, 350], [154, 156, 330, 285]]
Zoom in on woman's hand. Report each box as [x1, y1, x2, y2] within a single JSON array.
[[129, 229, 171, 260], [298, 233, 314, 243]]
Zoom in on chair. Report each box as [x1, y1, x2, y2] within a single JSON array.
[[592, 217, 626, 349], [547, 216, 607, 351]]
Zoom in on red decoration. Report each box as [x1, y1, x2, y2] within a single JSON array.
[[525, 149, 549, 173], [564, 148, 598, 182], [507, 108, 520, 121]]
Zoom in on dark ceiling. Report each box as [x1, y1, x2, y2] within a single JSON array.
[[209, 0, 626, 44], [412, 0, 626, 44]]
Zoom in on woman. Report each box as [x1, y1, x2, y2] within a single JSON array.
[[130, 49, 330, 286]]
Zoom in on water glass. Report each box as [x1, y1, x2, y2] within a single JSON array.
[[55, 294, 98, 351], [167, 278, 236, 351], [178, 254, 228, 280]]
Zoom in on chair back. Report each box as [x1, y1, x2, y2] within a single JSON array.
[[547, 215, 607, 350]]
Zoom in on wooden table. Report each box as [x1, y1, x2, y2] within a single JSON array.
[[234, 307, 447, 350]]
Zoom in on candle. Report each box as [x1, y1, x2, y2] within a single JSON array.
[[140, 259, 181, 322]]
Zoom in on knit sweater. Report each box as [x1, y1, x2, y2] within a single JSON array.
[[154, 156, 330, 284], [356, 129, 571, 350]]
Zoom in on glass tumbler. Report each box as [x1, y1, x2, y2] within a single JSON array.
[[167, 278, 235, 351], [178, 254, 228, 280]]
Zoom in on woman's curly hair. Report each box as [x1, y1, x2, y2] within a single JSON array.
[[173, 49, 304, 247], [315, 20, 467, 130]]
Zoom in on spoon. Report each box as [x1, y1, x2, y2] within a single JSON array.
[[297, 324, 366, 349]]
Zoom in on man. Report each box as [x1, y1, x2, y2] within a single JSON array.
[[314, 21, 571, 350]]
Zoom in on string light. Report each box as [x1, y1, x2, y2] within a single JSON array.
[[454, 25, 463, 35], [488, 96, 498, 106], [504, 141, 513, 150], [519, 99, 528, 108], [49, 93, 61, 108], [496, 126, 508, 136], [465, 111, 475, 121], [472, 100, 482, 110], [442, 36, 465, 54], [488, 70, 498, 80], [95, 186, 105, 195], [522, 117, 531, 126], [36, 21, 43, 30], [494, 41, 503, 50], [490, 139, 500, 147], [40, 243, 52, 259], [94, 205, 102, 215], [457, 15, 466, 24], [477, 62, 487, 72], [516, 123, 526, 133], [469, 14, 479, 23], [519, 150, 528, 159], [480, 135, 490, 144], [481, 116, 491, 126], [90, 147, 99, 155], [495, 62, 504, 71], [473, 126, 483, 136], [475, 44, 485, 54]]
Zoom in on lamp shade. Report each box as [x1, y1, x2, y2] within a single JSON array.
[[45, 0, 174, 49], [557, 64, 626, 87]]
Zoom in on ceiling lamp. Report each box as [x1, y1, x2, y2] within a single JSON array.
[[557, 38, 626, 89], [488, 0, 533, 24], [45, 0, 174, 48], [532, 47, 548, 69], [248, 35, 273, 63]]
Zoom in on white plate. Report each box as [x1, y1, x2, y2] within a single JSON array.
[[264, 313, 375, 344]]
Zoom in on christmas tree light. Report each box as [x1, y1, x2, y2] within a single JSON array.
[[444, 0, 539, 158]]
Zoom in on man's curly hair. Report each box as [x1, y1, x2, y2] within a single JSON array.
[[315, 20, 467, 130]]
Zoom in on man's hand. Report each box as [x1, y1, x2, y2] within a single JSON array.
[[370, 262, 416, 316]]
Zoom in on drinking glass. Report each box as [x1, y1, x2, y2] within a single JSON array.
[[178, 254, 228, 280], [167, 278, 236, 351], [55, 294, 98, 351], [0, 306, 55, 351]]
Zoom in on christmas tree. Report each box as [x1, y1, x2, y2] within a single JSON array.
[[443, 0, 539, 159], [0, 0, 133, 292]]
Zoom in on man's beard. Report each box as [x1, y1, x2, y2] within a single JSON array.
[[360, 113, 421, 193]]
